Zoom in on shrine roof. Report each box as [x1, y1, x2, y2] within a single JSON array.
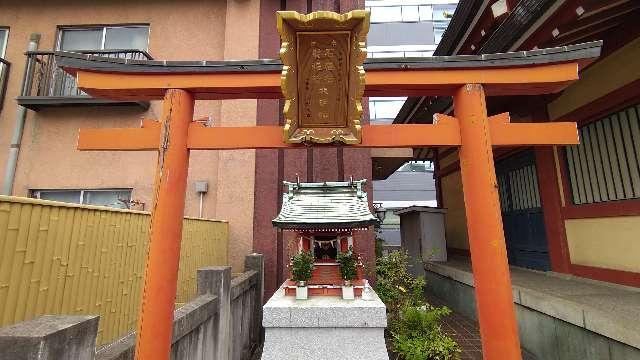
[[272, 180, 379, 230], [55, 41, 600, 75]]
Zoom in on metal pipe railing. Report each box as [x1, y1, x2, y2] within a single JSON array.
[[23, 49, 153, 97]]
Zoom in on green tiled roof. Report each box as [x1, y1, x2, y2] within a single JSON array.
[[272, 180, 378, 230]]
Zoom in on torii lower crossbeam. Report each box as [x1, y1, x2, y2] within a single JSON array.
[[78, 115, 578, 151]]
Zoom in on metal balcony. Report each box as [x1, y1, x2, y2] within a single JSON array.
[[17, 49, 152, 110]]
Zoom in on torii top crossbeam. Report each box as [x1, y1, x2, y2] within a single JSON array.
[[57, 41, 599, 100], [57, 37, 601, 360]]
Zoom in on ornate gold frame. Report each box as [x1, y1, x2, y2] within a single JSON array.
[[277, 10, 370, 144]]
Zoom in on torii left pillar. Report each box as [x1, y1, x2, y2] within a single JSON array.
[[134, 89, 194, 359]]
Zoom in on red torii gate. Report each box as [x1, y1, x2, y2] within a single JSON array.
[[57, 38, 600, 359]]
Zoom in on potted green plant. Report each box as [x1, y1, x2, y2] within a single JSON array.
[[336, 246, 358, 299], [291, 250, 314, 300]]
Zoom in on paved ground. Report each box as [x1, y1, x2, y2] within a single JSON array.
[[426, 293, 537, 360]]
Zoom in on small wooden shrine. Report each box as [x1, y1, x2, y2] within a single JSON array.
[[273, 178, 378, 296]]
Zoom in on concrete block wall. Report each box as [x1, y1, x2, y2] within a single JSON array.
[[0, 254, 264, 360], [0, 315, 99, 360]]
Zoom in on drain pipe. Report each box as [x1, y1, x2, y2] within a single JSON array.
[[2, 33, 40, 195]]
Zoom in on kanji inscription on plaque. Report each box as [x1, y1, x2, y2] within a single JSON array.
[[298, 32, 349, 128]]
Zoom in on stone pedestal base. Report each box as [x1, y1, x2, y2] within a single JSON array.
[[261, 286, 389, 360]]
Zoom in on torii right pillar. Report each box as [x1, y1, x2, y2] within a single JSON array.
[[455, 83, 522, 359]]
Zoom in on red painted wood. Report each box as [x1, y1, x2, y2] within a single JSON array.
[[516, 0, 580, 51], [562, 199, 640, 219], [311, 264, 343, 285], [534, 147, 572, 273], [302, 237, 311, 251], [455, 84, 522, 360], [340, 237, 348, 252], [570, 264, 640, 288], [459, 2, 505, 54]]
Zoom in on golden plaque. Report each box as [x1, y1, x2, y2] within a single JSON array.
[[277, 10, 369, 144]]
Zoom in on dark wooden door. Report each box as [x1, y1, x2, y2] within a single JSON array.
[[496, 150, 550, 271]]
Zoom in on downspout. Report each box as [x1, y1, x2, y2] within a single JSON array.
[[2, 33, 40, 195]]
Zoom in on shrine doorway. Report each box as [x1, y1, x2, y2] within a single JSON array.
[[313, 235, 339, 261], [496, 150, 551, 271]]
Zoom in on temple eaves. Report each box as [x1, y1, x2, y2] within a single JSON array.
[[272, 180, 379, 230], [55, 41, 600, 74]]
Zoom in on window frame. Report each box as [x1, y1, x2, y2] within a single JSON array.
[[365, 1, 458, 24], [55, 24, 150, 52], [31, 188, 134, 209], [0, 27, 8, 57], [559, 100, 640, 219], [0, 27, 10, 111]]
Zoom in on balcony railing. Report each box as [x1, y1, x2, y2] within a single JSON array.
[[18, 49, 152, 110], [0, 57, 9, 112]]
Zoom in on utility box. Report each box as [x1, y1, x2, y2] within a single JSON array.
[[395, 206, 447, 277], [194, 180, 208, 193]]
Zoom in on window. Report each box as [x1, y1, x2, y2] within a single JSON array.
[[497, 164, 541, 212], [0, 28, 9, 110], [365, 1, 459, 131], [433, 4, 456, 44], [366, 2, 457, 23], [32, 189, 133, 209], [367, 44, 437, 58], [433, 4, 456, 21], [433, 23, 448, 44], [369, 5, 403, 23], [53, 26, 149, 96], [565, 104, 640, 205], [0, 28, 7, 57], [369, 97, 407, 124], [398, 161, 434, 172], [58, 25, 149, 51]]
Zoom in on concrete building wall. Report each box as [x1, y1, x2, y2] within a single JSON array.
[[0, 0, 260, 271]]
